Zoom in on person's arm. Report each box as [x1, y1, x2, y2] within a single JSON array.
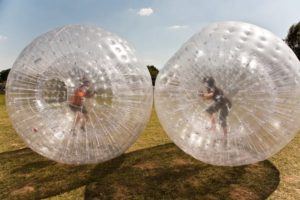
[[199, 89, 214, 100], [202, 92, 214, 99], [85, 89, 95, 98]]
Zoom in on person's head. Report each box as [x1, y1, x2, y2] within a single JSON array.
[[82, 79, 90, 87], [202, 76, 215, 88]]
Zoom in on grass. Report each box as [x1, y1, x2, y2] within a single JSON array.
[[0, 94, 299, 199]]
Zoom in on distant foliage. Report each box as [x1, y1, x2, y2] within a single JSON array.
[[0, 68, 10, 83], [286, 22, 300, 60], [147, 65, 159, 86], [0, 68, 10, 93]]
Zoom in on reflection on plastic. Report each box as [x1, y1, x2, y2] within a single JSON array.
[[155, 21, 300, 166], [6, 25, 153, 164]]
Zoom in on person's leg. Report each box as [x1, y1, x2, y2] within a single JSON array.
[[222, 126, 228, 137], [209, 113, 216, 131], [219, 105, 229, 147], [70, 105, 82, 134], [206, 103, 219, 131], [80, 115, 86, 131], [75, 111, 81, 125], [80, 106, 88, 131]]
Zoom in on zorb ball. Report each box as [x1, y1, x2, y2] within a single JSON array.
[[6, 25, 153, 164], [155, 21, 300, 166]]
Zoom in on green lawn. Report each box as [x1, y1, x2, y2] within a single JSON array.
[[0, 94, 299, 200]]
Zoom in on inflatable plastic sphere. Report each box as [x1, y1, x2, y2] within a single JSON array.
[[155, 21, 300, 166], [6, 25, 153, 164]]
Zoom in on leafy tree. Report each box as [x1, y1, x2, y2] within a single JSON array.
[[0, 68, 10, 93], [147, 65, 159, 86], [285, 21, 300, 60], [0, 68, 10, 83]]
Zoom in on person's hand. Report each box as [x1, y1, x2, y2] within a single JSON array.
[[199, 91, 204, 97]]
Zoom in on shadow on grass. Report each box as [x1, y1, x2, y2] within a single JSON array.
[[0, 144, 280, 200], [0, 148, 124, 199]]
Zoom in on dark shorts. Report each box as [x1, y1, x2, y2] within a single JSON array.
[[206, 102, 230, 128], [69, 104, 88, 114]]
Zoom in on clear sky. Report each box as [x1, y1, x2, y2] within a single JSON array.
[[0, 0, 299, 70]]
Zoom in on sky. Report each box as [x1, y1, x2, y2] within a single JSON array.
[[0, 0, 299, 70]]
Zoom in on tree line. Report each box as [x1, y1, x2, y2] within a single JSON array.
[[285, 21, 300, 60], [0, 68, 10, 93]]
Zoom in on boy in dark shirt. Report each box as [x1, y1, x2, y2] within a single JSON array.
[[200, 77, 232, 137]]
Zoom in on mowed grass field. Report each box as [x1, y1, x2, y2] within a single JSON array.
[[0, 94, 299, 200]]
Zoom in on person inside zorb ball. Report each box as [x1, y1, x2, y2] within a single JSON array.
[[6, 25, 153, 164], [200, 76, 232, 139], [155, 21, 300, 166], [69, 78, 95, 134]]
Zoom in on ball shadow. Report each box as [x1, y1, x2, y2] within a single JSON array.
[[85, 143, 280, 200], [0, 148, 125, 199], [0, 143, 280, 200]]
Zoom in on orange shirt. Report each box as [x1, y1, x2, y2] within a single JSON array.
[[70, 87, 87, 106]]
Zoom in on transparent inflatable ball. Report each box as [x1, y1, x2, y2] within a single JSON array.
[[6, 25, 153, 164], [155, 21, 300, 166]]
